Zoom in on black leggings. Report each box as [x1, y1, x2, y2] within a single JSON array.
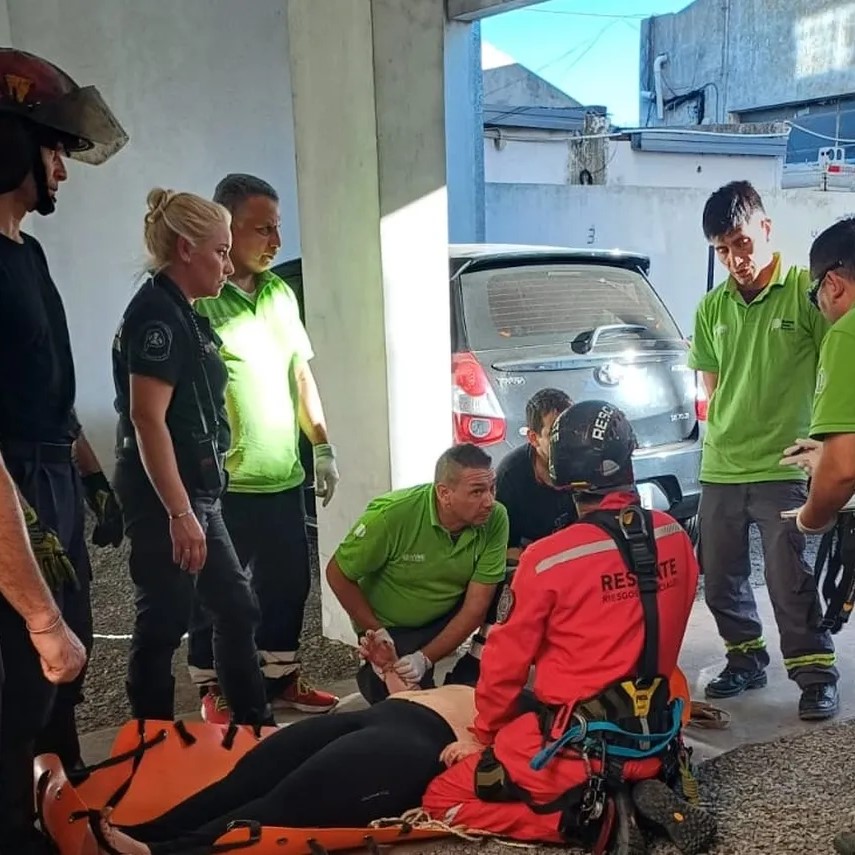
[[126, 699, 455, 854]]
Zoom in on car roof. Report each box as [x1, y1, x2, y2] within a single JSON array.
[[448, 242, 650, 267]]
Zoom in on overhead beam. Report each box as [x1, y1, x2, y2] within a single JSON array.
[[447, 0, 545, 23]]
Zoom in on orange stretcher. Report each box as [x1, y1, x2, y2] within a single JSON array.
[[34, 719, 451, 855]]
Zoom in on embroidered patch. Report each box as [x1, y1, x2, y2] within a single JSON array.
[[140, 322, 173, 362], [495, 585, 515, 624]]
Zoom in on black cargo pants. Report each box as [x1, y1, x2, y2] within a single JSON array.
[[113, 458, 272, 726], [0, 441, 93, 847]]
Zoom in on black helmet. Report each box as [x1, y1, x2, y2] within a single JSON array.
[[548, 400, 637, 493], [0, 49, 128, 213]]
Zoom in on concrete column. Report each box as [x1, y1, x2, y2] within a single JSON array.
[[0, 1, 11, 43], [445, 19, 485, 242], [287, 0, 452, 644]]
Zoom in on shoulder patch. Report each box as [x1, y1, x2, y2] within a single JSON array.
[[495, 585, 515, 624], [140, 322, 173, 362]]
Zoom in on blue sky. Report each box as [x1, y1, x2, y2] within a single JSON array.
[[481, 0, 692, 127]]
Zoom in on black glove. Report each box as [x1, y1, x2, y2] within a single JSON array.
[[21, 499, 78, 590], [81, 471, 124, 548]]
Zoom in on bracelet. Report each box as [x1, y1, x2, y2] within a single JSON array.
[[168, 509, 193, 520], [27, 612, 63, 635]]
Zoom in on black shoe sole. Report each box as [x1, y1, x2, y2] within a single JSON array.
[[704, 671, 767, 699], [799, 703, 839, 721], [632, 780, 717, 855], [610, 788, 648, 855]]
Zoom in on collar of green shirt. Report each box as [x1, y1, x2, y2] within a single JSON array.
[[723, 253, 785, 304], [222, 269, 279, 305]]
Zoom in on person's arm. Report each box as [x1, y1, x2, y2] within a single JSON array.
[[420, 580, 497, 665], [326, 557, 383, 632], [473, 548, 553, 743], [326, 506, 392, 631], [686, 297, 718, 398], [0, 453, 61, 624], [295, 358, 328, 446], [799, 434, 855, 531], [700, 371, 718, 399]]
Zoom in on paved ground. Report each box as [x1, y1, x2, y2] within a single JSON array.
[[72, 524, 853, 854]]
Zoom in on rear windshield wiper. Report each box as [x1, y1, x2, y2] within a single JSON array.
[[571, 324, 648, 354]]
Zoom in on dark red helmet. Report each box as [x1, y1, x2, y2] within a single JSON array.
[[0, 48, 128, 164]]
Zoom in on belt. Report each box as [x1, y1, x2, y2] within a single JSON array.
[[0, 440, 74, 464]]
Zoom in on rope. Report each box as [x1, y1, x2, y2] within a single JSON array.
[[368, 808, 539, 849]]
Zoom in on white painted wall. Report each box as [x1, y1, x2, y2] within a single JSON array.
[[484, 136, 569, 184], [485, 183, 855, 333], [5, 0, 301, 463], [606, 140, 783, 191]]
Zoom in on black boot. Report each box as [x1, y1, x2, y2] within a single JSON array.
[[798, 682, 839, 721], [632, 779, 717, 855], [704, 666, 766, 699]]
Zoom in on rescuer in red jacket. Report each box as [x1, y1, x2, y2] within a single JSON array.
[[423, 401, 717, 855]]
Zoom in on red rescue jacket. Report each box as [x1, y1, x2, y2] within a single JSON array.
[[473, 491, 699, 744]]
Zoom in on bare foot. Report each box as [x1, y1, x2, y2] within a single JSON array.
[[97, 815, 151, 855]]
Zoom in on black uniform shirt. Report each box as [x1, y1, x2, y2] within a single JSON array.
[[0, 232, 79, 443], [495, 444, 578, 548], [112, 274, 230, 454]]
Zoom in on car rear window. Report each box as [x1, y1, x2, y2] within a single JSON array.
[[460, 263, 683, 352]]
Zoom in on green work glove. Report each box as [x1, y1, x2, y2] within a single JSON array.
[[20, 499, 78, 590], [81, 471, 124, 548]]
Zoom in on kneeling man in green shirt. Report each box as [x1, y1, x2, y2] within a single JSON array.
[[326, 443, 509, 704]]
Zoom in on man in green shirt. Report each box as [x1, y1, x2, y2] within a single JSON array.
[[326, 443, 509, 704], [189, 174, 340, 722], [789, 218, 855, 533], [688, 180, 838, 721]]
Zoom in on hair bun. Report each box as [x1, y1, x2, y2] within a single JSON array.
[[145, 188, 175, 225]]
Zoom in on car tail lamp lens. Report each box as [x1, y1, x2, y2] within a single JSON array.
[[695, 375, 708, 421], [452, 352, 506, 445]]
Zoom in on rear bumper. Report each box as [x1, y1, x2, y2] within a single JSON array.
[[632, 436, 702, 522]]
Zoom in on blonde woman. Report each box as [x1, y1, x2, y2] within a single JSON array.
[[111, 189, 272, 727]]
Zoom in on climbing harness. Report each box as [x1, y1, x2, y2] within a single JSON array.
[[814, 511, 855, 634]]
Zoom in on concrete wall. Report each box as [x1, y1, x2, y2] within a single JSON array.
[[641, 0, 855, 125], [4, 0, 301, 463], [485, 182, 855, 332], [607, 141, 783, 191], [483, 64, 581, 108], [484, 134, 570, 184]]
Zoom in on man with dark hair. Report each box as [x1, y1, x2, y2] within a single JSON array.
[[189, 173, 340, 721], [326, 443, 509, 704], [496, 388, 576, 558], [688, 180, 838, 720], [784, 218, 855, 533]]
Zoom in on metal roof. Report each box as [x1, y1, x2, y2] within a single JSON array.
[[628, 129, 788, 158], [483, 103, 607, 131]]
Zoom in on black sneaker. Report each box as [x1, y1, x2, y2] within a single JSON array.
[[703, 666, 766, 699], [632, 780, 717, 855], [798, 682, 839, 721]]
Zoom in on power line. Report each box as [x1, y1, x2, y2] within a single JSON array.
[[518, 9, 649, 19]]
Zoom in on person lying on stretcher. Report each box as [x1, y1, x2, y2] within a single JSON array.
[[90, 631, 478, 855]]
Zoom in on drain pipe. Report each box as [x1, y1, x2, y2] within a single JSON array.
[[653, 53, 669, 120]]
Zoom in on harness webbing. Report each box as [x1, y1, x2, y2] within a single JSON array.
[[815, 512, 855, 634]]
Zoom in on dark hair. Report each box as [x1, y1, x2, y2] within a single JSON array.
[[434, 443, 492, 485], [526, 388, 572, 433], [810, 217, 855, 282], [702, 180, 766, 241], [213, 173, 278, 214]]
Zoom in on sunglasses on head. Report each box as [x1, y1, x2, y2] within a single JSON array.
[[809, 261, 844, 308]]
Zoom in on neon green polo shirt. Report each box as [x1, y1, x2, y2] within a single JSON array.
[[688, 256, 828, 483], [811, 306, 855, 438], [335, 483, 509, 629], [196, 271, 313, 493]]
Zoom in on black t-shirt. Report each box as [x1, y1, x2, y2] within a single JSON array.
[[0, 232, 79, 443], [112, 274, 230, 454], [495, 444, 578, 548]]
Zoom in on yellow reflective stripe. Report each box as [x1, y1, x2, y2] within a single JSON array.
[[783, 654, 837, 670], [725, 638, 767, 654]]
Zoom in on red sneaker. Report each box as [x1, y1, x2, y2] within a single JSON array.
[[200, 687, 231, 725], [272, 675, 339, 713]]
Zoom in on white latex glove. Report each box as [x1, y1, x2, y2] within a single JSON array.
[[795, 506, 836, 536], [392, 650, 432, 684], [780, 438, 823, 476], [313, 443, 340, 507]]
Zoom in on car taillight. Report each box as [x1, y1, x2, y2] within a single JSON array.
[[695, 375, 708, 421], [452, 352, 506, 445]]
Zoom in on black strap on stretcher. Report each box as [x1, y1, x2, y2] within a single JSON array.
[[584, 505, 660, 685], [815, 511, 855, 634]]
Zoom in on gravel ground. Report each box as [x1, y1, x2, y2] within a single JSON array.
[[78, 527, 357, 734]]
